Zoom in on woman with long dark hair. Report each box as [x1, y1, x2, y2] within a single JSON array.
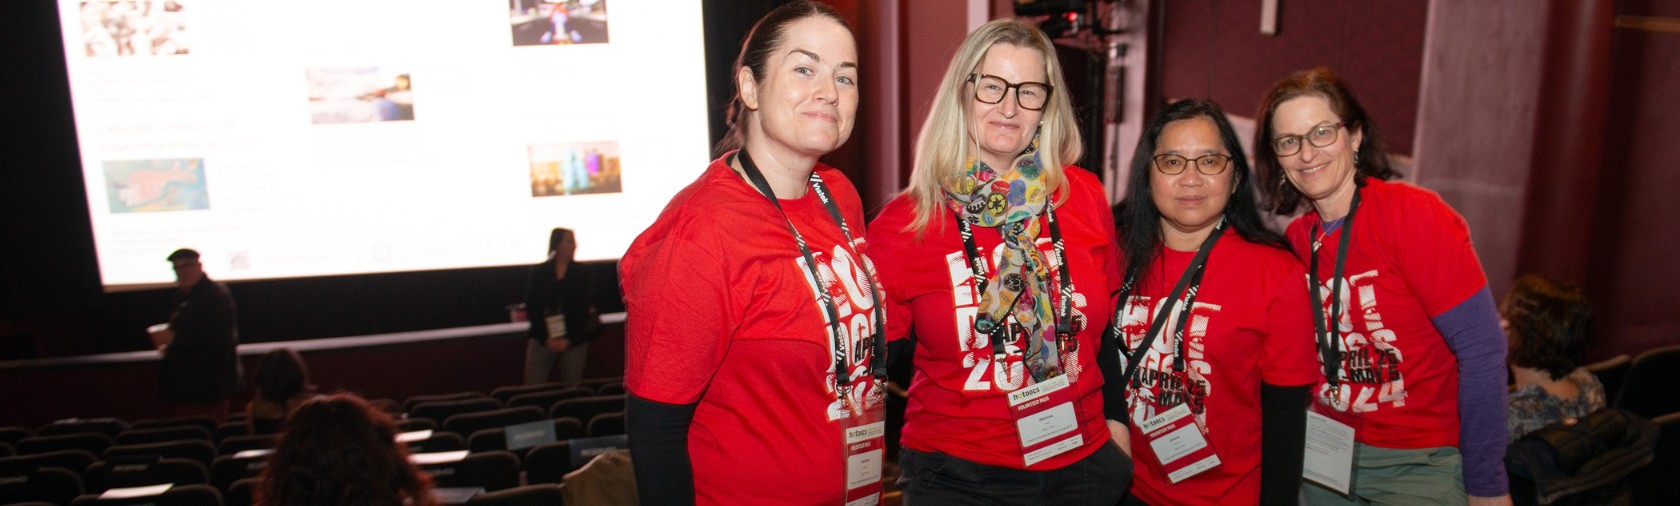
[[1106, 98, 1317, 505]]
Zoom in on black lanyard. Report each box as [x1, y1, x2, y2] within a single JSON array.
[[1112, 219, 1226, 386], [737, 150, 887, 402], [1309, 188, 1361, 389], [953, 206, 1075, 362]]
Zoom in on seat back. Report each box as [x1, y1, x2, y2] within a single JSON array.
[[37, 418, 129, 438], [224, 476, 259, 506], [115, 426, 214, 446], [490, 382, 565, 403], [418, 450, 521, 492], [396, 417, 438, 433], [403, 431, 466, 454], [548, 395, 626, 425], [403, 391, 487, 412], [595, 382, 625, 396], [17, 432, 115, 456], [1506, 408, 1659, 505], [213, 421, 253, 442], [0, 426, 32, 446], [587, 412, 625, 438], [442, 406, 547, 439], [84, 457, 210, 493], [1584, 355, 1632, 406], [217, 434, 276, 456], [210, 453, 270, 492], [1616, 345, 1680, 418], [0, 467, 84, 505], [523, 441, 573, 485], [464, 483, 565, 505], [130, 416, 218, 434], [506, 386, 594, 411], [1630, 412, 1680, 505], [0, 449, 99, 479], [71, 483, 222, 506], [410, 398, 504, 426], [104, 440, 218, 467]]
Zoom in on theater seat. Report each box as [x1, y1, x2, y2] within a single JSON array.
[[115, 426, 213, 446], [418, 450, 521, 492], [464, 483, 565, 505], [70, 483, 222, 506], [548, 395, 625, 426], [130, 416, 217, 434], [84, 457, 210, 493], [0, 466, 84, 505], [104, 439, 218, 467], [0, 449, 100, 480], [490, 382, 565, 404], [17, 432, 114, 456], [587, 412, 625, 438], [37, 418, 129, 439], [506, 386, 594, 411], [442, 406, 546, 440], [411, 398, 504, 426], [210, 453, 269, 493], [1616, 345, 1680, 418], [403, 391, 487, 413]]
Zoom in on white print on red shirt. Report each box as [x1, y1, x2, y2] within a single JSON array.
[[797, 239, 885, 421], [1312, 269, 1408, 413], [1116, 295, 1218, 430], [945, 239, 1092, 393]]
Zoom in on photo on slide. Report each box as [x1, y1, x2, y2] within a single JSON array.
[[528, 140, 620, 197], [509, 0, 610, 47], [104, 158, 210, 213], [305, 67, 416, 125], [78, 0, 189, 57]]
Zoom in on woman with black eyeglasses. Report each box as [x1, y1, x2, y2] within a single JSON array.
[[1254, 68, 1510, 505], [866, 18, 1129, 504], [1106, 98, 1319, 505]]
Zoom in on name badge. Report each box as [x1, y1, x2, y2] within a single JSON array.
[[1008, 373, 1082, 467], [1140, 403, 1221, 483], [545, 314, 567, 339], [841, 401, 885, 506], [1303, 409, 1358, 496]]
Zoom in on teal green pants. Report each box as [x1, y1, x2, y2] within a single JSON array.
[[1302, 444, 1466, 505]]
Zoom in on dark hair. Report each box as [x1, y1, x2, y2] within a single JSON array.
[[254, 348, 310, 402], [1503, 274, 1593, 380], [1115, 98, 1290, 289], [547, 227, 574, 254], [1252, 68, 1402, 215], [166, 248, 200, 262], [713, 0, 852, 157], [257, 394, 436, 506]]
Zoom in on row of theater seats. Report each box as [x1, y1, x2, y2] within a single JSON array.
[[1580, 344, 1680, 420], [0, 377, 629, 505]]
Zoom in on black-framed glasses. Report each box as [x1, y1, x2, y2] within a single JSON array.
[[1151, 153, 1232, 175], [967, 73, 1052, 111], [1271, 121, 1344, 156]]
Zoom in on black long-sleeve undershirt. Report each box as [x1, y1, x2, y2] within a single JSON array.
[[627, 392, 698, 506]]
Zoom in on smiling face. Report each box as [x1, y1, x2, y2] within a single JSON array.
[[1150, 116, 1235, 250], [1271, 95, 1363, 215], [739, 16, 858, 162], [965, 43, 1046, 170]]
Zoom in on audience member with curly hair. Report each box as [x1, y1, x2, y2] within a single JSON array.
[[1503, 274, 1604, 444], [256, 393, 437, 506], [246, 348, 315, 434]]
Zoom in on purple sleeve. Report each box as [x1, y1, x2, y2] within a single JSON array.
[[1432, 286, 1509, 497]]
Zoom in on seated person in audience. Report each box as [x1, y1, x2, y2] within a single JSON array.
[[257, 393, 437, 506], [247, 348, 315, 434], [1504, 273, 1605, 444]]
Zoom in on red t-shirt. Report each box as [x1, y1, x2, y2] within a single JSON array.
[[866, 167, 1120, 470], [1115, 233, 1320, 506], [1285, 178, 1486, 450], [621, 155, 885, 505]]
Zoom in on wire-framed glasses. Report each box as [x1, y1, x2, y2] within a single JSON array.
[[967, 73, 1052, 111], [1271, 121, 1345, 156]]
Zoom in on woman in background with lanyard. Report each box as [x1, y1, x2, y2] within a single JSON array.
[[620, 2, 886, 504], [1253, 67, 1510, 505], [1106, 98, 1318, 505], [867, 18, 1128, 504]]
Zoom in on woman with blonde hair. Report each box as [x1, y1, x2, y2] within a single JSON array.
[[867, 18, 1129, 503]]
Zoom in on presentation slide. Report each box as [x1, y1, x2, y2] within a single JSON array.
[[55, 0, 711, 289]]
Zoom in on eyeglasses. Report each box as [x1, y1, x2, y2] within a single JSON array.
[[967, 73, 1052, 111], [1271, 121, 1344, 156], [1151, 153, 1232, 175]]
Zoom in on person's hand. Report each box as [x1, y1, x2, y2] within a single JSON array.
[[1106, 419, 1132, 457], [546, 337, 572, 353], [149, 328, 174, 349], [1468, 494, 1512, 506]]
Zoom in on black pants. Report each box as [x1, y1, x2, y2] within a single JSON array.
[[898, 442, 1131, 505]]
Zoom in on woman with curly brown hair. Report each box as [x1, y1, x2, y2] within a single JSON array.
[[1502, 274, 1603, 444], [256, 393, 436, 506]]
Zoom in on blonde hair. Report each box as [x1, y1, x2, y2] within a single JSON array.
[[903, 18, 1083, 234]]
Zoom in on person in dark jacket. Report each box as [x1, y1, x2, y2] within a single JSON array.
[[524, 228, 600, 385], [152, 248, 242, 418]]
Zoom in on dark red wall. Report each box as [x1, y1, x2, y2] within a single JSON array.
[[1158, 0, 1428, 155]]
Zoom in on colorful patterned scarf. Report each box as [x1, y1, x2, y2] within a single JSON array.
[[944, 147, 1059, 381]]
